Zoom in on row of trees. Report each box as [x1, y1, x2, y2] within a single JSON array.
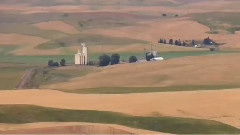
[[98, 54, 138, 66], [47, 55, 138, 67], [99, 54, 120, 66], [48, 59, 66, 67], [158, 38, 190, 46], [158, 37, 215, 46]]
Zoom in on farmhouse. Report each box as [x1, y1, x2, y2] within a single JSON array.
[[75, 43, 88, 65]]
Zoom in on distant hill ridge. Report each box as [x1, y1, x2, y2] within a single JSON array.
[[0, 0, 213, 7]]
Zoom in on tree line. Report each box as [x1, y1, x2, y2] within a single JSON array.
[[98, 54, 138, 67], [48, 59, 66, 67], [158, 37, 216, 46]]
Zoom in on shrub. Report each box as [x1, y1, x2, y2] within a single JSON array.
[[111, 53, 120, 65], [99, 54, 111, 66], [129, 56, 138, 63]]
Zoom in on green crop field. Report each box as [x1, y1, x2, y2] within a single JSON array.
[[0, 105, 239, 134], [62, 84, 240, 94], [0, 66, 25, 90], [1, 50, 234, 65]]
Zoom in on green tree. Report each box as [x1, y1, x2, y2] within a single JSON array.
[[111, 53, 120, 65], [203, 37, 214, 45], [146, 52, 154, 61], [99, 54, 111, 66], [60, 59, 66, 66], [163, 39, 167, 44], [169, 39, 173, 44], [48, 60, 54, 67], [175, 40, 179, 45], [53, 62, 59, 67], [129, 56, 138, 63]]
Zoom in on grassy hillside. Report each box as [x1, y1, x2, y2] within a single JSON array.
[[0, 105, 239, 134], [189, 12, 240, 34]]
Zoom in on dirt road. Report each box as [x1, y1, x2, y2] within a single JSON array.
[[16, 68, 36, 89]]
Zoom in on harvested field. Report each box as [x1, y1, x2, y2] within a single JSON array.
[[0, 34, 52, 55], [86, 44, 208, 53], [0, 34, 47, 46], [1, 1, 240, 134], [34, 21, 80, 34], [36, 33, 149, 50], [0, 123, 161, 134], [44, 53, 240, 90], [0, 105, 238, 134], [0, 122, 160, 134], [85, 18, 210, 44], [85, 17, 240, 49], [1, 89, 240, 129]]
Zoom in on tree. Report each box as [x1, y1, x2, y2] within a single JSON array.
[[203, 37, 213, 45], [111, 53, 120, 65], [53, 62, 59, 67], [129, 56, 138, 63], [60, 59, 66, 66], [48, 60, 59, 67], [48, 60, 54, 67], [178, 41, 182, 46], [169, 39, 173, 45], [159, 39, 162, 43], [146, 52, 154, 61], [163, 39, 167, 44], [99, 54, 111, 66], [175, 40, 179, 45], [191, 40, 196, 46], [182, 41, 187, 46]]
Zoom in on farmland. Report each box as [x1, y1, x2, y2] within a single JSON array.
[[1, 0, 240, 134]]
